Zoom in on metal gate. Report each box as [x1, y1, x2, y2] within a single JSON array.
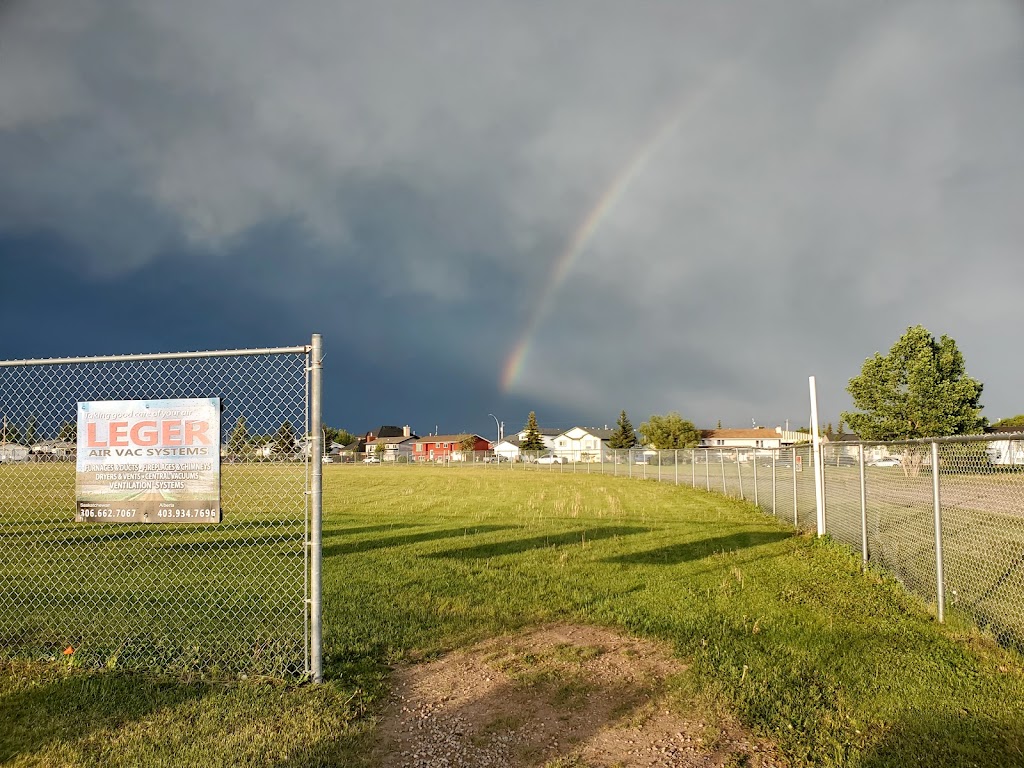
[[0, 336, 323, 680]]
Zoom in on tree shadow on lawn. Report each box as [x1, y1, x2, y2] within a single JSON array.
[[425, 526, 650, 560], [321, 522, 424, 538], [0, 669, 210, 764], [605, 530, 793, 566], [322, 525, 511, 557], [857, 708, 1024, 768]]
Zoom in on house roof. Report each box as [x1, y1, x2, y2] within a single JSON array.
[[517, 427, 562, 437], [830, 433, 860, 442], [561, 427, 615, 440], [369, 425, 409, 439], [414, 434, 486, 443], [700, 429, 784, 440], [366, 435, 416, 445]]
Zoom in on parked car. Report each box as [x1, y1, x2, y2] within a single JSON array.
[[363, 456, 381, 464], [830, 455, 858, 467], [536, 454, 566, 465], [869, 456, 901, 467]]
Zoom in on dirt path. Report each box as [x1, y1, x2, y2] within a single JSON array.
[[371, 624, 784, 767]]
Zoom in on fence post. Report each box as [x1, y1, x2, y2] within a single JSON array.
[[932, 440, 946, 622], [752, 449, 759, 507], [792, 447, 798, 527], [310, 333, 324, 683], [720, 450, 726, 493], [736, 448, 743, 500], [675, 450, 679, 485], [771, 450, 776, 516], [859, 444, 868, 564]]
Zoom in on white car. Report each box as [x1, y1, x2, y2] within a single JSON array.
[[363, 456, 381, 464], [536, 454, 565, 465], [869, 457, 901, 467]]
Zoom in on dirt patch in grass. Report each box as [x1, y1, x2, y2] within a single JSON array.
[[371, 624, 784, 767]]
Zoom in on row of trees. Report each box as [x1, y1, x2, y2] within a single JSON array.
[[518, 409, 702, 451]]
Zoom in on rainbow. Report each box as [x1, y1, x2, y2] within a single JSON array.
[[499, 51, 757, 394]]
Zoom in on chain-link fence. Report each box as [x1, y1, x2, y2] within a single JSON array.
[[343, 437, 1024, 653], [0, 339, 322, 679]]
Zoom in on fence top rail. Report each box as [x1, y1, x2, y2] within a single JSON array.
[[839, 433, 1024, 447], [0, 346, 312, 368]]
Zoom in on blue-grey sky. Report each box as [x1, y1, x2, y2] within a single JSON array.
[[2, 0, 1022, 438]]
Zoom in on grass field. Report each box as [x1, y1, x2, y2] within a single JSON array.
[[3, 466, 1024, 766]]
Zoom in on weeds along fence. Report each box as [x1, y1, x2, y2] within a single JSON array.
[[0, 338, 323, 680], [347, 438, 1024, 653]]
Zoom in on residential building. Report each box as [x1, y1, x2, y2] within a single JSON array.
[[551, 427, 615, 462], [413, 434, 490, 462]]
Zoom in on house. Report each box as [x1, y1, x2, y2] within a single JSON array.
[[551, 427, 615, 462], [699, 428, 794, 451], [349, 425, 416, 455], [985, 426, 1024, 467], [366, 434, 418, 462], [0, 442, 30, 462], [494, 426, 562, 461], [28, 440, 76, 461], [413, 434, 490, 462]]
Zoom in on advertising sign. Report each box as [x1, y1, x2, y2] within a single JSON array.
[[76, 398, 221, 523]]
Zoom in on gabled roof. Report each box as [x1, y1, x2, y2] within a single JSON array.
[[414, 434, 486, 443], [700, 429, 783, 439], [560, 426, 615, 440], [366, 435, 416, 445], [517, 427, 562, 437], [369, 425, 408, 439]]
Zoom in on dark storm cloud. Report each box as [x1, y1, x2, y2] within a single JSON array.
[[1, 0, 1022, 432]]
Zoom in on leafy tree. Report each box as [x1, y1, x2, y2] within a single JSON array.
[[324, 425, 357, 447], [992, 415, 1024, 430], [716, 419, 722, 429], [458, 434, 478, 459], [1, 420, 23, 444], [843, 326, 985, 476], [58, 422, 77, 442], [374, 440, 387, 458], [275, 420, 297, 454], [228, 416, 251, 455], [24, 415, 39, 445], [608, 410, 637, 449], [842, 326, 985, 440], [520, 412, 545, 452], [639, 412, 701, 449]]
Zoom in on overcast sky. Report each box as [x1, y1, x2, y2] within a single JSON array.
[[1, 0, 1022, 438]]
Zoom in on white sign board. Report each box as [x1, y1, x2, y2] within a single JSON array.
[[76, 398, 221, 523]]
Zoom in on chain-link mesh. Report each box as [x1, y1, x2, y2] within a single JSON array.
[[0, 348, 312, 677]]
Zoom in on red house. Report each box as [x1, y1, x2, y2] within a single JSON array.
[[413, 434, 490, 462]]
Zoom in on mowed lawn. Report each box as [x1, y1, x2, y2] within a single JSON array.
[[3, 466, 1024, 767]]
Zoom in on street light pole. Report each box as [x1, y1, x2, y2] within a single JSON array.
[[488, 413, 501, 444]]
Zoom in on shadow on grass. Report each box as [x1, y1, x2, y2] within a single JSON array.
[[858, 709, 1024, 768], [605, 530, 792, 565], [322, 523, 423, 538], [0, 669, 209, 763], [426, 526, 649, 560], [322, 525, 510, 557]]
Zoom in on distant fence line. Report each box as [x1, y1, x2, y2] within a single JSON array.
[[342, 436, 1024, 654]]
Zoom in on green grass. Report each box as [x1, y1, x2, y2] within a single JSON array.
[[3, 466, 1024, 766]]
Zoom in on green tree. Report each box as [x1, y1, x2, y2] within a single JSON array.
[[639, 412, 701, 449], [992, 415, 1024, 430], [459, 434, 478, 459], [324, 425, 357, 447], [24, 415, 39, 445], [843, 326, 985, 440], [608, 410, 637, 449], [275, 420, 297, 455], [228, 416, 251, 455], [716, 419, 722, 429], [58, 422, 77, 443], [520, 412, 545, 452], [374, 440, 387, 459]]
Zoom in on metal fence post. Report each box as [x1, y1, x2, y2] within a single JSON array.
[[752, 449, 759, 507], [720, 450, 726, 493], [932, 440, 946, 622], [771, 450, 776, 516], [736, 448, 744, 500], [675, 449, 679, 485], [859, 444, 868, 564], [793, 446, 798, 527], [309, 333, 323, 683]]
